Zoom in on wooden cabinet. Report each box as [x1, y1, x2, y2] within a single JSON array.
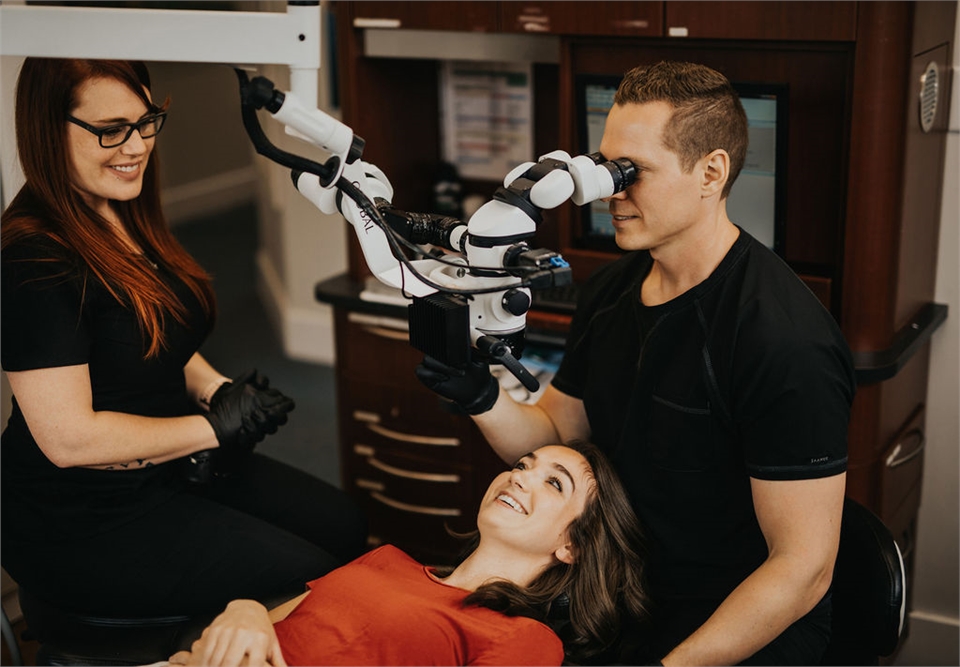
[[663, 1, 857, 40], [343, 1, 858, 40], [347, 1, 498, 32], [500, 1, 663, 36], [838, 4, 955, 623], [332, 307, 508, 565]]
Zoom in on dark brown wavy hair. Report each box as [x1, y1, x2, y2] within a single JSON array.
[[438, 441, 650, 664], [616, 60, 748, 199], [1, 58, 215, 357]]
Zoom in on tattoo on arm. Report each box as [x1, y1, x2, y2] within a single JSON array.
[[90, 459, 156, 471]]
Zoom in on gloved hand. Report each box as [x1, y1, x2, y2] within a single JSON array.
[[414, 355, 500, 415], [188, 370, 295, 484], [203, 369, 296, 451]]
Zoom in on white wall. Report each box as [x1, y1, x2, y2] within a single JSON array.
[[149, 61, 260, 225], [1, 56, 25, 432], [1, 57, 25, 207]]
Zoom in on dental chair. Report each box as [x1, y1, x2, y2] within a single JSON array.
[[820, 497, 907, 665], [593, 497, 907, 666], [17, 587, 211, 666]]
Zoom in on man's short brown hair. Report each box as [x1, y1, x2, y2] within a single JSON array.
[[615, 61, 748, 198]]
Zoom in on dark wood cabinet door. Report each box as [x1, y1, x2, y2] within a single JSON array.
[[664, 1, 857, 41], [500, 1, 663, 36], [347, 1, 498, 32]]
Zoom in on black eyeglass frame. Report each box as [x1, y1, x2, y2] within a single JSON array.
[[67, 112, 168, 148]]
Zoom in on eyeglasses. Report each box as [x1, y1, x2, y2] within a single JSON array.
[[67, 112, 167, 148]]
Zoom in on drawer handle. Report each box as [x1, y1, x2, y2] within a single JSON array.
[[353, 17, 401, 29], [366, 423, 460, 446], [361, 325, 410, 342], [354, 444, 375, 457], [370, 491, 462, 517], [613, 19, 650, 30], [886, 429, 925, 468], [356, 478, 385, 492], [352, 412, 460, 446], [365, 422, 460, 447], [367, 455, 461, 483]]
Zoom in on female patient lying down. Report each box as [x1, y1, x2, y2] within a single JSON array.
[[168, 441, 649, 666]]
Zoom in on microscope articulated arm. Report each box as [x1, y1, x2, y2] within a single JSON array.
[[235, 69, 636, 391]]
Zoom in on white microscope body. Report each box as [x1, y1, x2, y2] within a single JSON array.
[[238, 71, 636, 389]]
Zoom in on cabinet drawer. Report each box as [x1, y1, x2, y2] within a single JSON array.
[[338, 313, 422, 384], [347, 449, 485, 566], [360, 495, 478, 567], [664, 1, 857, 41], [350, 1, 498, 32], [343, 378, 479, 464], [501, 1, 662, 36], [348, 444, 474, 509], [879, 408, 925, 526]]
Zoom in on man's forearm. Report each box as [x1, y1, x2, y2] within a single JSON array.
[[661, 554, 832, 666]]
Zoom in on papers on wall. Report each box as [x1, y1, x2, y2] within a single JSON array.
[[440, 61, 534, 181]]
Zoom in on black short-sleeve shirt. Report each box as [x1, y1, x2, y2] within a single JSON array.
[[1, 236, 211, 542], [552, 229, 856, 651]]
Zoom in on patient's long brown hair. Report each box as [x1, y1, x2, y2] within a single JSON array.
[[439, 441, 650, 664], [1, 58, 215, 357]]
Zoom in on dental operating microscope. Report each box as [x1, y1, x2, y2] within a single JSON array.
[[235, 69, 637, 393]]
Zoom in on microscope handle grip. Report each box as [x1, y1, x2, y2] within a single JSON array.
[[502, 353, 540, 393], [477, 335, 540, 393]]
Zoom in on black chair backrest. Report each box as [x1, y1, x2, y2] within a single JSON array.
[[822, 497, 906, 665]]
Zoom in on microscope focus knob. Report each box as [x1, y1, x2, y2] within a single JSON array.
[[502, 289, 532, 316]]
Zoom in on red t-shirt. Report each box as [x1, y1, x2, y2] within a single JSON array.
[[273, 545, 563, 665]]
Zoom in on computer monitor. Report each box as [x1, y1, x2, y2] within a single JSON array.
[[575, 74, 788, 256]]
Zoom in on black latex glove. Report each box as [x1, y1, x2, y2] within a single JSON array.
[[203, 369, 296, 451], [414, 355, 499, 415]]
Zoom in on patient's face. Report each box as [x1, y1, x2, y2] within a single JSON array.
[[477, 445, 594, 562]]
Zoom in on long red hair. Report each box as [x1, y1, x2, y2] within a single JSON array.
[[1, 58, 216, 358]]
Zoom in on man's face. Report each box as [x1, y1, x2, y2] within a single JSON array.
[[598, 101, 706, 252]]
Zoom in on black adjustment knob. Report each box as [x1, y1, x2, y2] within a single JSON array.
[[502, 289, 531, 316]]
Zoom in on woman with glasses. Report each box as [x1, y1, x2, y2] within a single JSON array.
[[0, 58, 367, 619]]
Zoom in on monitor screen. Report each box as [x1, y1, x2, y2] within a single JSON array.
[[576, 74, 788, 256]]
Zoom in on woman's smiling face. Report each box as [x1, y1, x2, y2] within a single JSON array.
[[66, 76, 156, 217], [478, 445, 595, 564]]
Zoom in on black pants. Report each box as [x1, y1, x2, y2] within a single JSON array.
[[7, 454, 368, 617]]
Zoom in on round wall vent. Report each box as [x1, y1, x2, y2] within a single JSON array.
[[919, 61, 939, 133]]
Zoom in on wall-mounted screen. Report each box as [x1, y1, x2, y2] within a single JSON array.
[[575, 74, 788, 257]]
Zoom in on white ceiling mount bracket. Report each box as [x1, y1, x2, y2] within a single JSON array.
[[0, 1, 322, 106]]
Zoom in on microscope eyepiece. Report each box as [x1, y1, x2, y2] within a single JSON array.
[[586, 152, 637, 194], [603, 157, 638, 193]]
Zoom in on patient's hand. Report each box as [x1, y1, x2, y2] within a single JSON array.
[[169, 600, 287, 667]]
